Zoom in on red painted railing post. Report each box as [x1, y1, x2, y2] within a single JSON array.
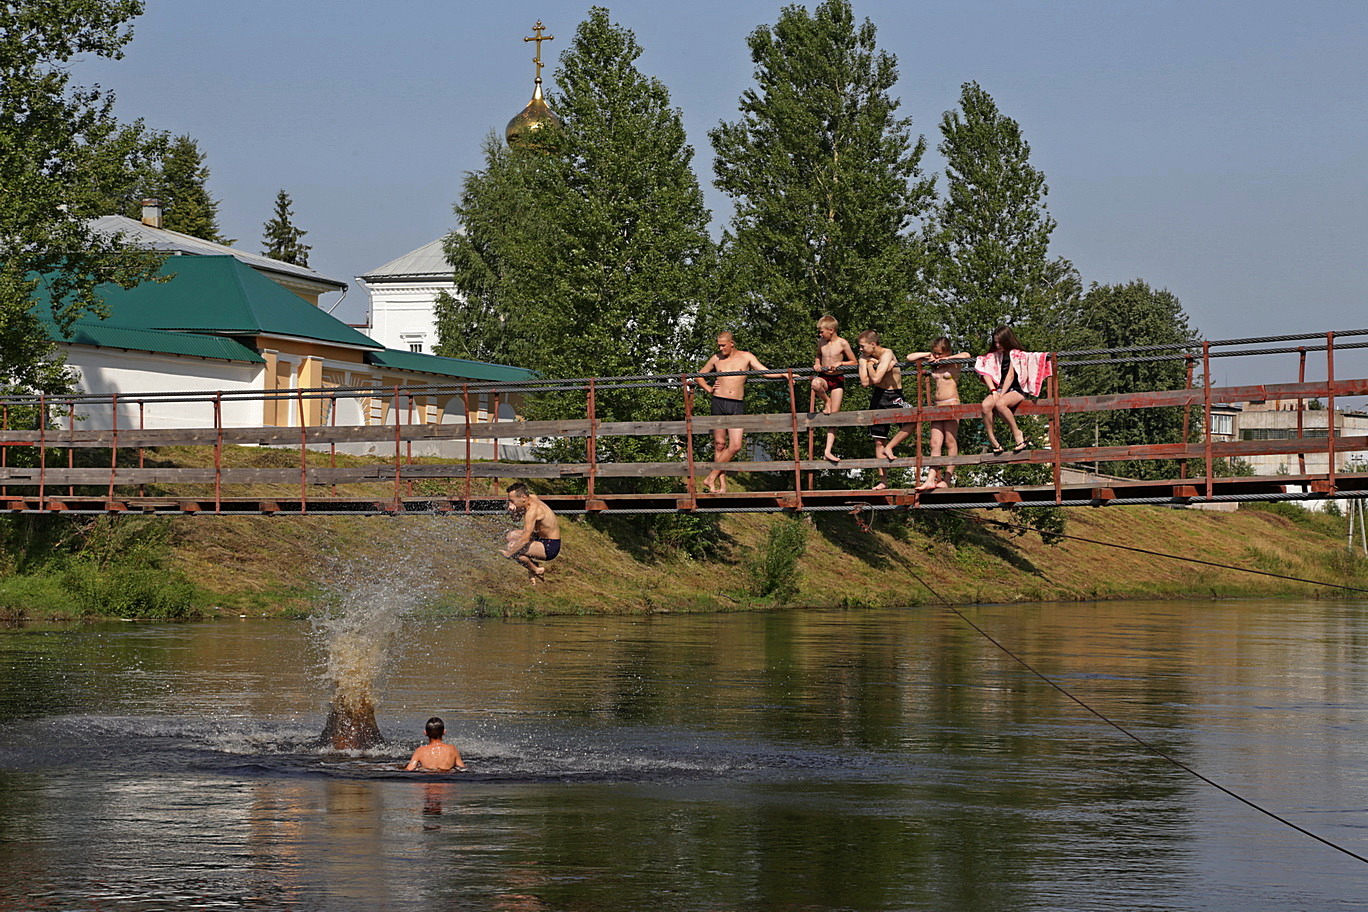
[[1297, 347, 1307, 475], [137, 401, 146, 498], [806, 380, 816, 491], [461, 385, 473, 513], [492, 392, 501, 463], [213, 393, 222, 514], [913, 362, 924, 487], [1050, 354, 1063, 504], [329, 392, 338, 497], [1202, 341, 1214, 500], [786, 370, 804, 507], [587, 378, 598, 502], [37, 393, 46, 509], [298, 387, 308, 515], [682, 375, 697, 507], [1, 405, 8, 500], [1179, 356, 1194, 479], [67, 400, 75, 497], [391, 385, 403, 514], [108, 392, 119, 505], [1326, 331, 1337, 492], [406, 393, 415, 497]]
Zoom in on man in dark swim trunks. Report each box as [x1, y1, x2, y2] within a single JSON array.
[[692, 332, 782, 494], [858, 330, 911, 490], [502, 482, 562, 585], [812, 315, 856, 462]]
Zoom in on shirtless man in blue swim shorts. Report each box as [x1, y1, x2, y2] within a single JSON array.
[[502, 482, 562, 585]]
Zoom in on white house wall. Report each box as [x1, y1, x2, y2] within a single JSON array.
[[52, 343, 530, 460], [360, 280, 450, 354], [58, 345, 263, 430]]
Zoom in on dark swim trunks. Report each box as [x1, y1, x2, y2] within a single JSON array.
[[868, 386, 908, 440], [817, 371, 845, 391], [711, 395, 745, 417], [535, 537, 561, 561]]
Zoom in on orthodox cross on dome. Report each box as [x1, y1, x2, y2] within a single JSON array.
[[524, 20, 555, 84]]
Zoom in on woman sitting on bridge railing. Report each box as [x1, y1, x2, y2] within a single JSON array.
[[974, 326, 1053, 456]]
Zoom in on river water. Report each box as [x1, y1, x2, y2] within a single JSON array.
[[1, 600, 1366, 910]]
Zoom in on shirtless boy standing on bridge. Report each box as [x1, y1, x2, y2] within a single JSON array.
[[502, 482, 561, 585], [813, 315, 857, 463], [693, 332, 781, 494], [858, 330, 911, 490]]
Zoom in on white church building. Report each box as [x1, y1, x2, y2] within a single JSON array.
[[356, 238, 453, 356]]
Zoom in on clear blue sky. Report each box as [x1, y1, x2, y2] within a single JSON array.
[[83, 0, 1368, 366]]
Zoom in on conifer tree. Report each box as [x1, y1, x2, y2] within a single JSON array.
[[260, 189, 311, 266], [442, 7, 714, 442], [710, 0, 935, 369], [929, 81, 1079, 353], [156, 134, 228, 242]]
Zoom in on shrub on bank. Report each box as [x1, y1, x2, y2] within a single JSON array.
[[747, 516, 809, 604], [0, 516, 202, 619]]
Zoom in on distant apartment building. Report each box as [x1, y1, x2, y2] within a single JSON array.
[[1210, 399, 1368, 476]]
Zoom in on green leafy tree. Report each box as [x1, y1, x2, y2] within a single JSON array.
[[710, 0, 935, 370], [437, 135, 566, 367], [1067, 279, 1200, 478], [929, 81, 1080, 353], [155, 134, 228, 242], [260, 189, 311, 266], [442, 6, 714, 455], [0, 0, 166, 394]]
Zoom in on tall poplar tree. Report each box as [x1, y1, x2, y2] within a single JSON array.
[[929, 81, 1079, 352], [1, 0, 165, 394], [260, 189, 311, 266], [710, 0, 935, 369], [442, 7, 714, 447]]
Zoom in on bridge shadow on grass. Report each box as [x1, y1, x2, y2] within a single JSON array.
[[812, 507, 1052, 582], [586, 513, 737, 565], [810, 512, 899, 570]]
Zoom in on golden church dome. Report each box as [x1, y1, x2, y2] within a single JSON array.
[[505, 20, 560, 149], [505, 81, 561, 148]]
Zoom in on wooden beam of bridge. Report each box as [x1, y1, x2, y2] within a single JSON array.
[[4, 473, 1366, 516], [2, 434, 1366, 486], [4, 376, 1366, 449]]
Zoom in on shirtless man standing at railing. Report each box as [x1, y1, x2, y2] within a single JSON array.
[[692, 332, 781, 494]]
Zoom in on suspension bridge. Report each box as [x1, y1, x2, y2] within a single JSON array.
[[2, 329, 1367, 517]]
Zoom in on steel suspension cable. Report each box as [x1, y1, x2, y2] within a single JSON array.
[[953, 510, 1368, 594], [883, 538, 1368, 865]]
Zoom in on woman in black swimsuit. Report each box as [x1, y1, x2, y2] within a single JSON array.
[[981, 326, 1029, 455]]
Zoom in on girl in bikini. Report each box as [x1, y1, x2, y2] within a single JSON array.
[[907, 337, 972, 490], [977, 326, 1030, 456]]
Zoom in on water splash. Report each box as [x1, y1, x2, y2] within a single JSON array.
[[311, 516, 502, 749]]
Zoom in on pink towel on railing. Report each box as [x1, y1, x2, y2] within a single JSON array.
[[973, 350, 1054, 397]]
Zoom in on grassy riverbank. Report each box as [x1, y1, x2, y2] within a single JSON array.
[[3, 496, 1365, 622]]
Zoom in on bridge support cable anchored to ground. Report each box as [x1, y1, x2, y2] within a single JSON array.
[[948, 510, 1368, 595], [883, 545, 1368, 866], [2, 328, 1367, 516]]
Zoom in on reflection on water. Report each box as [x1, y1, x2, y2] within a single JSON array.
[[1, 601, 1367, 910]]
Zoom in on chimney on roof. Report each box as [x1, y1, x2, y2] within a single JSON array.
[[140, 198, 163, 229]]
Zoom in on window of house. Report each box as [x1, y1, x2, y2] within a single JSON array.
[[409, 342, 423, 353], [1209, 414, 1234, 436]]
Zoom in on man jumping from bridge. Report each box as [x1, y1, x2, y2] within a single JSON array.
[[502, 482, 562, 585], [692, 332, 782, 494]]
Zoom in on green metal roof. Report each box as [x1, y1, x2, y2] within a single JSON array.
[[46, 319, 265, 363], [63, 255, 381, 349], [366, 349, 535, 383]]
